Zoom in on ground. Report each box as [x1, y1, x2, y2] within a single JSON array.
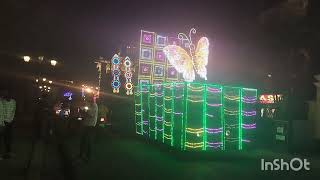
[[1, 119, 320, 180], [64, 127, 320, 180]]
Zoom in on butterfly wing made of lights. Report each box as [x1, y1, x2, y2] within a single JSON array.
[[163, 45, 195, 82], [194, 37, 209, 80]]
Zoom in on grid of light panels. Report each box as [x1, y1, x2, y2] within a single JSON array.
[[138, 30, 181, 86], [134, 82, 257, 151]]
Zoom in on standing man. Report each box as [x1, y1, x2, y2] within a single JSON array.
[[2, 91, 16, 159], [75, 95, 98, 164]]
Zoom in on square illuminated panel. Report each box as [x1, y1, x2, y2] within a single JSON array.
[[154, 65, 165, 77], [155, 49, 165, 63], [138, 30, 181, 84], [140, 47, 153, 61], [141, 31, 154, 46], [139, 63, 152, 76], [156, 35, 166, 46], [167, 66, 178, 79]]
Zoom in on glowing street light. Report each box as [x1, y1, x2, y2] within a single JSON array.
[[36, 79, 39, 83], [23, 56, 31, 62], [43, 78, 47, 82], [85, 88, 92, 93], [50, 60, 57, 66], [49, 80, 53, 84]]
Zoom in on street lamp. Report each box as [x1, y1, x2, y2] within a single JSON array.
[[50, 60, 57, 66], [43, 78, 47, 82], [23, 56, 31, 62]]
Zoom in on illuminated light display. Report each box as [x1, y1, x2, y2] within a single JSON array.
[[134, 82, 257, 151], [138, 30, 181, 85], [123, 56, 133, 95], [63, 92, 73, 100], [163, 28, 209, 82], [111, 54, 121, 93], [259, 94, 283, 104]]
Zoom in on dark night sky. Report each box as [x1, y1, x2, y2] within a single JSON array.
[[0, 0, 282, 83]]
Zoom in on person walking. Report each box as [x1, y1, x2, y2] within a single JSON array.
[[97, 98, 110, 126], [74, 95, 98, 164], [2, 92, 16, 159]]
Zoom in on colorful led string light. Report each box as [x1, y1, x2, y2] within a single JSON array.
[[111, 54, 121, 93], [124, 56, 133, 95], [134, 82, 257, 151]]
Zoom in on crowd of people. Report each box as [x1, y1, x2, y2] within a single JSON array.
[[0, 88, 110, 165], [36, 93, 110, 165], [0, 90, 16, 160]]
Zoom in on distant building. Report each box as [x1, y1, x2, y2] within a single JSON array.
[[120, 43, 139, 62]]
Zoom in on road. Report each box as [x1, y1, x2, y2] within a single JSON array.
[[64, 127, 320, 180]]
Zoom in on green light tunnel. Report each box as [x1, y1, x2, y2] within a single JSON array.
[[134, 82, 257, 151]]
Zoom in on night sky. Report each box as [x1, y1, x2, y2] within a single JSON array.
[[0, 0, 281, 83]]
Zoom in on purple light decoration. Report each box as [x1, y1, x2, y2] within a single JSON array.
[[243, 96, 256, 100], [206, 128, 223, 134], [242, 111, 256, 116], [156, 116, 163, 122], [143, 120, 149, 125], [242, 96, 257, 104], [207, 87, 222, 93], [207, 145, 222, 148], [207, 103, 222, 107], [207, 142, 223, 145], [143, 33, 153, 44], [242, 123, 256, 129], [207, 142, 223, 148]]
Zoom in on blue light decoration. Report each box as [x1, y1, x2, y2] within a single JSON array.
[[111, 54, 121, 93], [64, 91, 73, 100]]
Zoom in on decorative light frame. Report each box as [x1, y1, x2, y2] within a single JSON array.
[[124, 56, 133, 95], [111, 54, 121, 93], [134, 82, 257, 151]]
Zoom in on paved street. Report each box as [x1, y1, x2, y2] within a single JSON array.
[[0, 124, 67, 180], [1, 118, 320, 180], [63, 127, 320, 180]]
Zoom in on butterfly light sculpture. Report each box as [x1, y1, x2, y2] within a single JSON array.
[[163, 28, 209, 82]]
